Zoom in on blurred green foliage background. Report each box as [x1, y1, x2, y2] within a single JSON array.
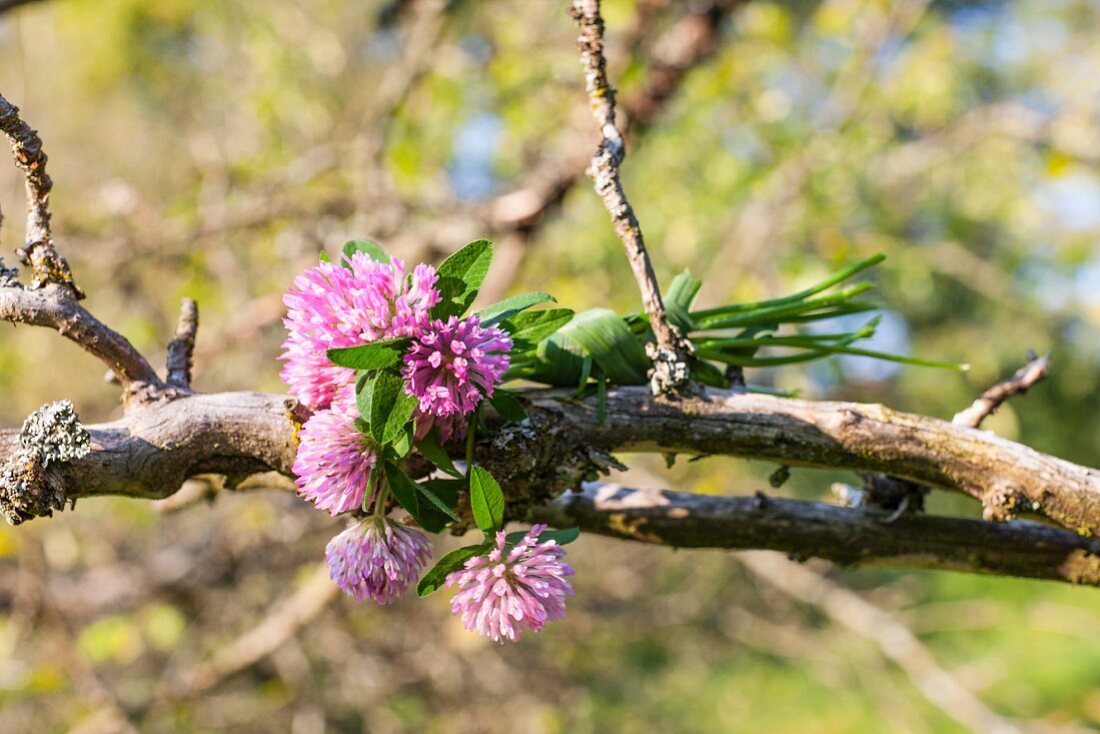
[[1, 0, 1099, 731]]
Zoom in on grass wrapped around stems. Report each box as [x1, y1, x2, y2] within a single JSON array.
[[507, 254, 966, 392]]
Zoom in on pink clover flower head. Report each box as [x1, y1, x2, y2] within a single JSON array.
[[403, 315, 512, 418], [280, 332, 356, 414], [293, 387, 378, 516], [280, 253, 440, 409], [445, 523, 574, 643], [326, 518, 432, 605]]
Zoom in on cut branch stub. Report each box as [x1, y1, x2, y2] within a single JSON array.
[[0, 93, 81, 296], [166, 298, 199, 389]]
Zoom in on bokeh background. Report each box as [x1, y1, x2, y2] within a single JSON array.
[[1, 0, 1099, 731]]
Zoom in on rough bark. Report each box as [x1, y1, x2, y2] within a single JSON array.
[[538, 388, 1100, 535], [533, 483, 1100, 585], [5, 387, 1099, 541]]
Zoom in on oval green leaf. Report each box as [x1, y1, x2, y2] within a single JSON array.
[[469, 466, 505, 534], [417, 544, 489, 597]]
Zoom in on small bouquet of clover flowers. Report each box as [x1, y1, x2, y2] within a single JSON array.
[[280, 238, 578, 643], [281, 238, 951, 642]]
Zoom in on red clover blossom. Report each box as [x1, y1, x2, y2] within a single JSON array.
[[445, 524, 574, 643], [292, 387, 378, 516], [281, 253, 439, 410], [403, 315, 512, 420], [326, 518, 432, 605]]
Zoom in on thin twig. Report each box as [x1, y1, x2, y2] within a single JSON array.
[[953, 352, 1050, 429], [0, 284, 164, 402], [165, 298, 198, 389], [0, 93, 81, 296], [490, 0, 741, 230], [0, 99, 166, 403], [952, 352, 1053, 521], [569, 0, 693, 395], [478, 0, 742, 305]]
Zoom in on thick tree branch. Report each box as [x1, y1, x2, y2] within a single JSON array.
[[532, 484, 1100, 586], [569, 0, 693, 394], [5, 386, 1100, 547], [0, 283, 164, 400], [0, 93, 81, 296], [0, 391, 294, 502], [547, 388, 1100, 533]]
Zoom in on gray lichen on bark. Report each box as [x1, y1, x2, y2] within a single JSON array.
[[0, 399, 90, 524], [645, 340, 693, 396]]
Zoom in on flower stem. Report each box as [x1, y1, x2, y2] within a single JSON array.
[[371, 481, 391, 519], [465, 413, 477, 475]]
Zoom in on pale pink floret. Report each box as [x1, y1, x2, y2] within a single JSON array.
[[403, 315, 512, 419], [293, 388, 377, 516], [445, 524, 574, 643], [280, 253, 440, 410], [326, 518, 432, 605]]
